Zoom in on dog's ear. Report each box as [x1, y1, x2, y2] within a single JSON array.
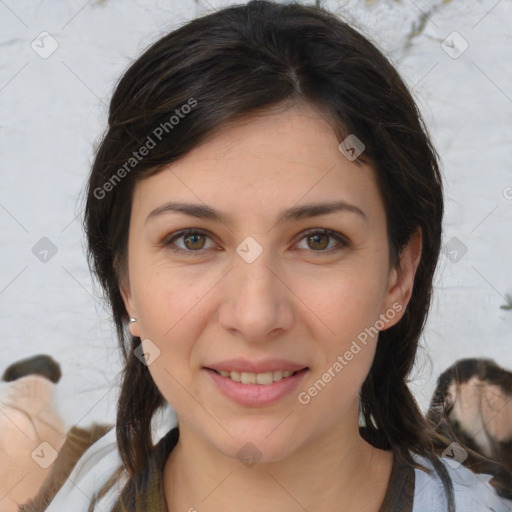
[[2, 355, 62, 384]]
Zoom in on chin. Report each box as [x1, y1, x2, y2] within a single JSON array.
[[205, 421, 303, 465]]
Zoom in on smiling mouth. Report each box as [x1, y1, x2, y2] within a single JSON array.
[[207, 368, 308, 385]]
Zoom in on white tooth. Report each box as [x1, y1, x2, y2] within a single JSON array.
[[241, 372, 256, 384], [230, 371, 241, 382], [256, 372, 274, 385], [223, 370, 299, 384]]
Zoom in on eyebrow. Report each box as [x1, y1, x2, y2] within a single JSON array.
[[145, 200, 367, 225]]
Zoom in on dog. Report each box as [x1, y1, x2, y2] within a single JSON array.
[[0, 354, 111, 512], [427, 358, 512, 500]]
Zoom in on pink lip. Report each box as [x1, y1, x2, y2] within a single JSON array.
[[205, 358, 308, 373], [204, 367, 309, 407]]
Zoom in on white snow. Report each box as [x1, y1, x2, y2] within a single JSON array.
[[1, 0, 511, 431]]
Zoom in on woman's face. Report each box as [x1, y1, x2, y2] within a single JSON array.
[[121, 103, 419, 462]]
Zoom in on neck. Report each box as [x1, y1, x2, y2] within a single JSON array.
[[163, 408, 394, 512]]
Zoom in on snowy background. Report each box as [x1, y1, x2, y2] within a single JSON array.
[[0, 0, 511, 431]]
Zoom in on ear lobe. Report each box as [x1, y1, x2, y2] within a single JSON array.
[[382, 228, 422, 328]]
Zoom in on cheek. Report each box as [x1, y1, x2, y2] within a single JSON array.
[[129, 262, 221, 404], [295, 264, 387, 343], [297, 331, 377, 422], [131, 259, 217, 338], [292, 270, 385, 405], [145, 361, 195, 422]]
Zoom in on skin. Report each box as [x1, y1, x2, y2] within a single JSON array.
[[120, 102, 422, 511]]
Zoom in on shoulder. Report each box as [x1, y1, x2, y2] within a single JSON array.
[[410, 451, 512, 512]]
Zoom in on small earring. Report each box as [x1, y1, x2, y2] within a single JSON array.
[[129, 317, 138, 323]]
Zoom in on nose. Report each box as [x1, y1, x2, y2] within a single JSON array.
[[217, 240, 294, 343]]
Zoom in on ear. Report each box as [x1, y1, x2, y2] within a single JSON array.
[[381, 228, 422, 330], [115, 254, 141, 338]]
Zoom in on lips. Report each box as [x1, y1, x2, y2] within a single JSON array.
[[204, 365, 309, 406]]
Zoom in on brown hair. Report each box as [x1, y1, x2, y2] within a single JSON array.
[[84, 0, 456, 508]]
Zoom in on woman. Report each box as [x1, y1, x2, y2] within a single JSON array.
[[26, 1, 512, 510]]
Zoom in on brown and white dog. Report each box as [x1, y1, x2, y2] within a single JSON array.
[[0, 355, 66, 511], [427, 358, 512, 500], [0, 355, 111, 512]]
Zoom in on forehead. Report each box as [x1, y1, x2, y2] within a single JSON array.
[[130, 104, 384, 226]]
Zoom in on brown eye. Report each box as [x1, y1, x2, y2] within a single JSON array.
[[296, 229, 349, 253], [164, 229, 215, 256], [183, 233, 206, 250], [306, 233, 329, 250], [163, 227, 348, 257]]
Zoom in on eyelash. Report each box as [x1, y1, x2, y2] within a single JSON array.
[[162, 228, 349, 257]]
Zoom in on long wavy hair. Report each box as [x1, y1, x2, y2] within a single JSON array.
[[84, 0, 457, 509]]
